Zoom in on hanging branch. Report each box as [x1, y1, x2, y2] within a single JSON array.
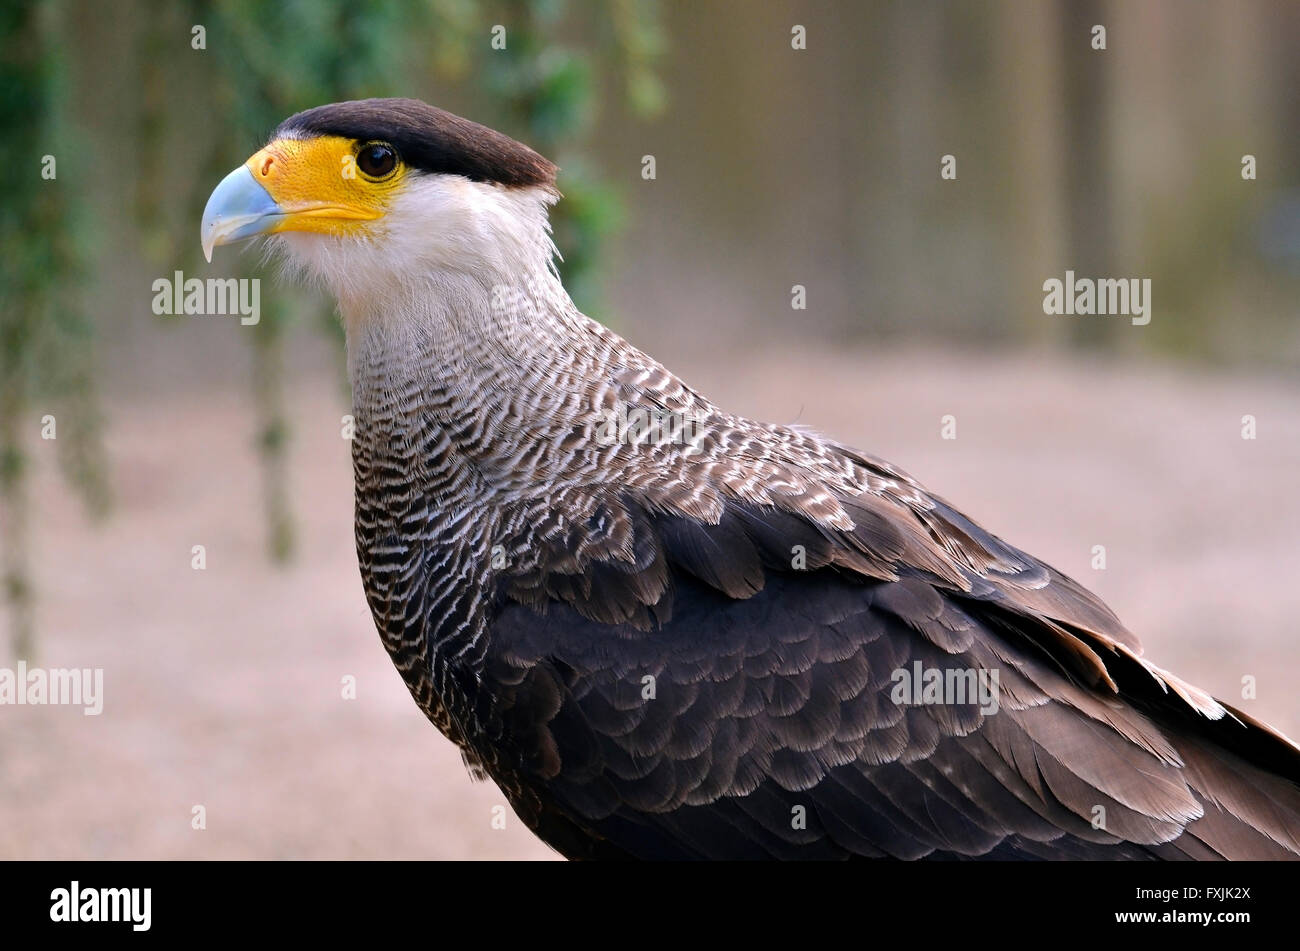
[[0, 0, 108, 658]]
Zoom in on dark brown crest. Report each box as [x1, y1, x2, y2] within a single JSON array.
[[275, 98, 558, 189]]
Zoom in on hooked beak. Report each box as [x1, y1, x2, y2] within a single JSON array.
[[200, 165, 285, 263], [201, 140, 385, 263]]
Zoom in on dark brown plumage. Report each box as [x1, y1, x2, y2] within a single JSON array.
[[277, 98, 558, 188], [211, 98, 1300, 860], [345, 282, 1300, 860]]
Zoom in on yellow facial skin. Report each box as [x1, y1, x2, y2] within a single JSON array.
[[202, 135, 407, 260], [244, 135, 402, 236]]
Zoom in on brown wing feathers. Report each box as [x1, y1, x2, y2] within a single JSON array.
[[486, 453, 1300, 859]]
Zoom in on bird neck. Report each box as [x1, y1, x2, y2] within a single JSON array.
[[344, 264, 597, 472], [342, 262, 605, 688], [341, 248, 729, 726]]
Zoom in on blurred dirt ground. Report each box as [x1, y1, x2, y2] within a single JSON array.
[[3, 344, 1297, 859]]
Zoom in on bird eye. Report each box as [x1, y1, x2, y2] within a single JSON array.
[[356, 142, 397, 179]]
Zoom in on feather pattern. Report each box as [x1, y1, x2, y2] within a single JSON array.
[[346, 277, 1300, 858], [259, 99, 1300, 860]]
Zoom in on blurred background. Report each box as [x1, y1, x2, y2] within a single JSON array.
[[1, 0, 1298, 859]]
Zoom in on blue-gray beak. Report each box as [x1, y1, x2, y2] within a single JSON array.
[[200, 165, 286, 263]]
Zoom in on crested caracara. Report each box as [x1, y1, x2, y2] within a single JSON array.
[[202, 98, 1300, 860]]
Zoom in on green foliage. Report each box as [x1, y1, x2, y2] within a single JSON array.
[[481, 0, 665, 312], [0, 0, 108, 655]]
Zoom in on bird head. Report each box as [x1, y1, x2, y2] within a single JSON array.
[[201, 98, 560, 306]]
